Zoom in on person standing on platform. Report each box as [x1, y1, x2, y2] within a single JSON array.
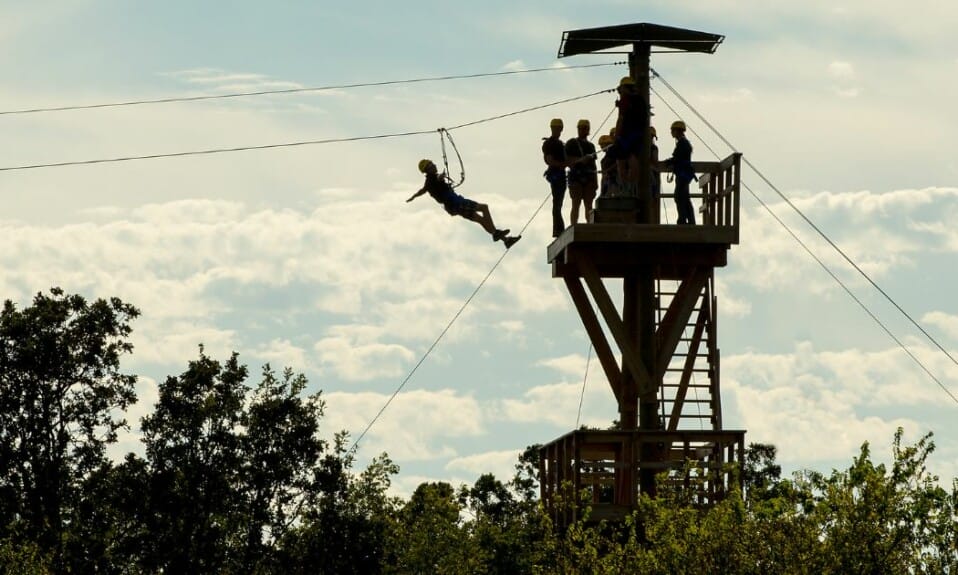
[[612, 76, 643, 195], [407, 159, 520, 248], [597, 134, 618, 198], [664, 120, 696, 225], [565, 119, 598, 224], [542, 118, 568, 237]]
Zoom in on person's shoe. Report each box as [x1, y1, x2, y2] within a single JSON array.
[[503, 235, 521, 249], [492, 228, 510, 242]]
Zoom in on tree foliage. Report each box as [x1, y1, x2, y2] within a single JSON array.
[[0, 288, 138, 570]]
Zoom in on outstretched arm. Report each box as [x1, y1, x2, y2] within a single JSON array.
[[407, 187, 427, 203]]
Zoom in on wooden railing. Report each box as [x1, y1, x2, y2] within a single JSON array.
[[659, 152, 741, 231], [539, 428, 745, 525]]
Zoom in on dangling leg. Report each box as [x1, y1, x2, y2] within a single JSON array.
[[467, 203, 511, 241]]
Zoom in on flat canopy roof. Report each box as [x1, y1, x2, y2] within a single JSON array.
[[558, 23, 723, 57]]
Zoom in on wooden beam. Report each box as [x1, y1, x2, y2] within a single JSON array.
[[655, 268, 709, 380], [563, 277, 623, 403], [667, 305, 708, 431], [576, 258, 655, 395]]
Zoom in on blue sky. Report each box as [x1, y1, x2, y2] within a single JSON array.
[[3, 1, 958, 496]]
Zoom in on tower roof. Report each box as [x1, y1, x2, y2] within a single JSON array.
[[558, 22, 723, 57]]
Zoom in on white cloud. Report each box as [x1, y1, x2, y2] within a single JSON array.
[[500, 381, 587, 427], [923, 311, 958, 340], [314, 324, 415, 382], [325, 389, 485, 461], [828, 61, 856, 80], [445, 449, 522, 480], [536, 353, 588, 377], [254, 338, 309, 371]]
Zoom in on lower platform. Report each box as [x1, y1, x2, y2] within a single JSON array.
[[539, 428, 746, 525]]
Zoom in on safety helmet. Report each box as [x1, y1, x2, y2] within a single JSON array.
[[598, 135, 613, 147], [618, 76, 636, 88], [650, 126, 657, 138], [671, 120, 686, 131], [550, 118, 563, 128], [577, 119, 590, 129], [418, 159, 433, 173]]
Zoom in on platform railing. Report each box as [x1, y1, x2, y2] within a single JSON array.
[[658, 152, 741, 231], [539, 428, 746, 525]]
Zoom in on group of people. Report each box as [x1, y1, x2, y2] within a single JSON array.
[[405, 75, 698, 250], [543, 76, 699, 234]]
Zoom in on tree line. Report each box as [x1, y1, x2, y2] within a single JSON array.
[[1, 288, 956, 574]]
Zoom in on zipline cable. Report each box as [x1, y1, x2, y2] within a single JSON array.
[[0, 89, 614, 173], [652, 68, 958, 381], [0, 61, 625, 117], [349, 190, 554, 453], [650, 83, 958, 406], [575, 345, 592, 429]]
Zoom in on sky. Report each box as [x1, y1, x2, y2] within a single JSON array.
[[2, 1, 958, 497]]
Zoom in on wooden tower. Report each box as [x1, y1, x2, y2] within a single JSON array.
[[539, 23, 747, 523]]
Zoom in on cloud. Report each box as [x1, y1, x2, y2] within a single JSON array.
[[536, 353, 588, 377], [254, 338, 309, 371], [445, 449, 522, 480], [923, 311, 958, 340], [499, 381, 589, 427], [828, 61, 856, 80], [314, 326, 415, 382], [721, 338, 958, 467], [324, 389, 485, 460]]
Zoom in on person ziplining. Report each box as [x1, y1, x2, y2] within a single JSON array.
[[406, 159, 521, 249]]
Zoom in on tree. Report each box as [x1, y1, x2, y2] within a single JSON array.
[[0, 288, 138, 569], [279, 437, 400, 575], [807, 429, 958, 574]]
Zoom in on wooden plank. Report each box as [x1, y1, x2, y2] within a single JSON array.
[[576, 258, 655, 395], [563, 277, 623, 403], [547, 224, 738, 262], [709, 283, 723, 428]]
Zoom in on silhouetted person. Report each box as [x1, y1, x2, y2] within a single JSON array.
[[664, 120, 696, 225], [565, 119, 598, 223], [542, 118, 567, 237], [407, 159, 520, 248]]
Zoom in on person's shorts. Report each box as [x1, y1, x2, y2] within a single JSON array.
[[569, 179, 598, 201], [443, 194, 480, 217]]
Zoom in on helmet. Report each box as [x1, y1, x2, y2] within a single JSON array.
[[550, 118, 563, 128], [671, 120, 686, 131], [598, 135, 613, 147], [618, 76, 636, 88], [650, 126, 657, 138], [577, 119, 590, 129], [418, 159, 433, 173]]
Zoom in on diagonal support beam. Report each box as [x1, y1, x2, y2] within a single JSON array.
[[655, 268, 710, 380], [564, 277, 623, 403], [576, 258, 655, 395], [667, 304, 708, 431]]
